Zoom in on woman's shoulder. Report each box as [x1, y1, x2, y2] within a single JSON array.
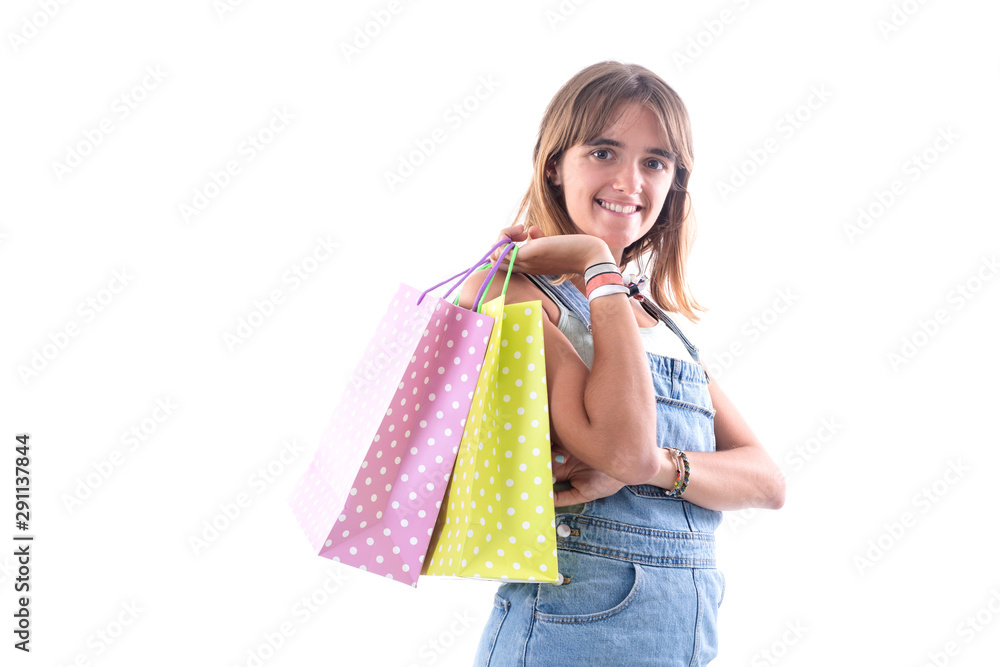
[[458, 272, 562, 325]]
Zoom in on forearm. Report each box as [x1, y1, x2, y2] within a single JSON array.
[[581, 293, 658, 477], [544, 239, 659, 485], [645, 445, 785, 511]]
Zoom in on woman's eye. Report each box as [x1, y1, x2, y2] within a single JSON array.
[[647, 154, 675, 170], [591, 148, 612, 160]]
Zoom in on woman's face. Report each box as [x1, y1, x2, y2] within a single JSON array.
[[548, 102, 675, 262]]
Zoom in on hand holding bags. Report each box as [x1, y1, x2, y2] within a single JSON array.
[[422, 254, 559, 583], [288, 240, 517, 587]]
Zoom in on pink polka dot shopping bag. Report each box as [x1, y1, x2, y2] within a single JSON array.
[[288, 240, 517, 587]]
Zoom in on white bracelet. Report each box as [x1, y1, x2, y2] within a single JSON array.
[[584, 262, 620, 284], [587, 284, 629, 302]]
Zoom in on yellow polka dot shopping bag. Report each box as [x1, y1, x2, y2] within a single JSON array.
[[288, 240, 517, 587], [422, 256, 558, 583]]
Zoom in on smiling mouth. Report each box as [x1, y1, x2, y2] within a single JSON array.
[[597, 199, 641, 214]]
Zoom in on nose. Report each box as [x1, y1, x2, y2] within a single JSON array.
[[613, 160, 642, 194]]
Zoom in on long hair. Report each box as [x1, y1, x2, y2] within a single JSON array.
[[512, 61, 705, 321]]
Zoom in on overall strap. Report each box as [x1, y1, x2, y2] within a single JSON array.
[[634, 295, 709, 381], [524, 274, 592, 327], [525, 274, 711, 383]]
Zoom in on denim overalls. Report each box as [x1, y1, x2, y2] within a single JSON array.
[[473, 275, 725, 667]]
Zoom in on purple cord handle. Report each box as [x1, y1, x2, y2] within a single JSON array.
[[416, 238, 512, 305], [472, 241, 516, 313]]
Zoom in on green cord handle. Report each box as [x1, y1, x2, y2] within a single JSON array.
[[475, 244, 518, 313], [449, 244, 520, 312]]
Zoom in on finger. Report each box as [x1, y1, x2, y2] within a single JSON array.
[[550, 445, 571, 464], [553, 487, 585, 507], [489, 248, 514, 267], [496, 223, 523, 238], [503, 223, 531, 242], [490, 228, 524, 262]]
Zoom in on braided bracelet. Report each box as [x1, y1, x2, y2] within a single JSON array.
[[665, 448, 690, 497], [624, 274, 647, 297]]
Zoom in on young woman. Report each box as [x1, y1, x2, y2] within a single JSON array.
[[459, 61, 785, 666]]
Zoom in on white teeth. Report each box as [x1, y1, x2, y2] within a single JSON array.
[[599, 200, 637, 214]]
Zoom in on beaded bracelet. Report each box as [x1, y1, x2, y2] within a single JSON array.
[[665, 448, 690, 497]]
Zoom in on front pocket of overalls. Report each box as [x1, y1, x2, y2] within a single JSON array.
[[654, 394, 715, 419], [533, 553, 643, 624], [653, 392, 718, 457]]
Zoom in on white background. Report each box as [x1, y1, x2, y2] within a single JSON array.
[[2, 0, 998, 665]]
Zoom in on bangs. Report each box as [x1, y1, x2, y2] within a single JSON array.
[[562, 83, 688, 169]]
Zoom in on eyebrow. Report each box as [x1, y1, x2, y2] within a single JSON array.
[[584, 137, 675, 160]]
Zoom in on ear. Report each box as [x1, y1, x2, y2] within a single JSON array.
[[545, 159, 562, 187]]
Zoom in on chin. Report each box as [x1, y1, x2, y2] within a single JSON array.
[[600, 231, 643, 250]]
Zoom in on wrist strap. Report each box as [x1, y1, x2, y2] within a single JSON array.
[[584, 261, 620, 284], [587, 284, 629, 302]]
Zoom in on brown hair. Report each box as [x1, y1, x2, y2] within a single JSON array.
[[513, 61, 705, 321]]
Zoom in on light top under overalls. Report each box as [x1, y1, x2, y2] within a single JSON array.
[[473, 274, 726, 667]]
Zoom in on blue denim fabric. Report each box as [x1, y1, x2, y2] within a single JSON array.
[[473, 276, 725, 666]]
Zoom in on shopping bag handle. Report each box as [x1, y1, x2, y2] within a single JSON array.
[[417, 238, 512, 305], [473, 243, 518, 313]]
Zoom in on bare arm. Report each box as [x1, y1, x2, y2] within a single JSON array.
[[458, 230, 661, 486], [645, 370, 786, 510]]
